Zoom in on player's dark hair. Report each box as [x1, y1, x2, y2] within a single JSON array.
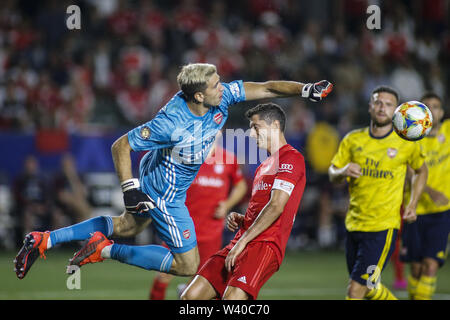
[[420, 92, 442, 103], [245, 103, 286, 132], [371, 86, 399, 104], [180, 82, 208, 103]]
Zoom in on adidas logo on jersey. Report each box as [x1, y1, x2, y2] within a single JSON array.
[[237, 276, 247, 284]]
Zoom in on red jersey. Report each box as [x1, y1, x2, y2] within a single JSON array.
[[186, 147, 244, 242], [226, 144, 306, 264]]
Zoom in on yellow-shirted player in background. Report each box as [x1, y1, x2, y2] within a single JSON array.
[[401, 92, 450, 300], [328, 86, 428, 300]]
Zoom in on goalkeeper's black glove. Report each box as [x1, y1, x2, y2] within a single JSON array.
[[121, 178, 156, 214], [301, 80, 333, 102]]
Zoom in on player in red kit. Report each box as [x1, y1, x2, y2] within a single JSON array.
[[181, 102, 306, 300], [149, 132, 248, 299]]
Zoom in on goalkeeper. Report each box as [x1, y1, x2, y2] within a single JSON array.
[[14, 63, 332, 280]]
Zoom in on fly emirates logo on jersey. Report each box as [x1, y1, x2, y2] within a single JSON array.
[[361, 157, 394, 179], [171, 132, 216, 165]]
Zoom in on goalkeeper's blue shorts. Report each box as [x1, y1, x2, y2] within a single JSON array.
[[131, 196, 197, 254]]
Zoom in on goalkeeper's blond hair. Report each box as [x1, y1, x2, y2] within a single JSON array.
[[177, 63, 217, 102]]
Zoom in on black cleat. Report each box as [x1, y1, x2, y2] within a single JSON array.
[[14, 231, 49, 279]]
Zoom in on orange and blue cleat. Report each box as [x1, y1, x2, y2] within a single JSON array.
[[68, 231, 113, 268], [14, 231, 50, 279]]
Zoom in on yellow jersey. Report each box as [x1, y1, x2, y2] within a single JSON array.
[[405, 119, 450, 215], [331, 127, 425, 232], [306, 122, 340, 174]]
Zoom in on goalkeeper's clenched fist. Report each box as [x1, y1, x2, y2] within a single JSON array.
[[121, 178, 156, 214], [302, 80, 333, 102]]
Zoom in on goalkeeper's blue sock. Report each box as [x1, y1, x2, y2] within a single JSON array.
[[109, 244, 173, 273], [49, 216, 114, 248]]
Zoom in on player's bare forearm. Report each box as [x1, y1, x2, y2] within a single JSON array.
[[111, 134, 134, 183], [224, 195, 285, 271], [424, 185, 443, 197], [329, 163, 362, 183], [243, 80, 333, 102], [408, 163, 428, 208], [424, 185, 438, 200], [238, 205, 281, 246], [424, 185, 435, 194], [224, 190, 288, 271], [424, 185, 449, 206], [237, 190, 288, 246], [328, 164, 346, 183], [224, 180, 248, 211], [243, 81, 304, 101]]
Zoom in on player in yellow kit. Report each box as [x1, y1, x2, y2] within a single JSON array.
[[329, 86, 428, 300], [401, 92, 450, 300]]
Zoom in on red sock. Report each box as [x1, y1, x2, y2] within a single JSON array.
[[392, 221, 405, 281], [150, 278, 169, 300], [392, 246, 405, 281]]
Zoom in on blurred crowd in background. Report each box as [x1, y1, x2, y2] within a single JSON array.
[[0, 0, 448, 250]]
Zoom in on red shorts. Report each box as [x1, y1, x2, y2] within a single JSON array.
[[162, 236, 222, 272], [197, 237, 222, 268], [197, 241, 279, 299]]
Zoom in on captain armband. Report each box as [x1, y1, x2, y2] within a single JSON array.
[[272, 179, 295, 196]]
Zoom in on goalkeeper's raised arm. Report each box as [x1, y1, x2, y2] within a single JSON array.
[[243, 80, 333, 102]]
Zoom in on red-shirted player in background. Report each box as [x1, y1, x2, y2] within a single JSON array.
[[150, 131, 248, 299], [181, 102, 306, 300]]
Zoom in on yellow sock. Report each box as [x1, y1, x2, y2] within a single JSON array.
[[407, 275, 419, 300], [365, 283, 398, 300], [414, 275, 436, 300]]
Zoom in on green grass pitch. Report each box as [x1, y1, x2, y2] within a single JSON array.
[[1, 249, 449, 300]]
